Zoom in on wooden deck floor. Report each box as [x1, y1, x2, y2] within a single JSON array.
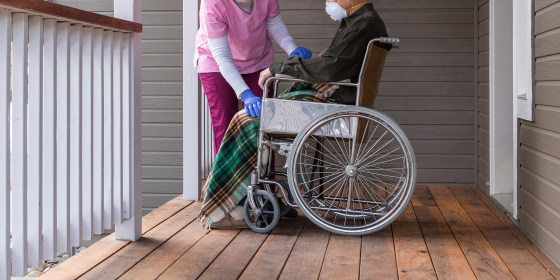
[[39, 186, 560, 280]]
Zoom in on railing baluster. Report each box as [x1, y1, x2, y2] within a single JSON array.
[[56, 21, 71, 253], [92, 28, 104, 235], [103, 30, 114, 229], [113, 31, 123, 224], [42, 18, 57, 260], [81, 26, 93, 241], [0, 8, 12, 280], [122, 33, 131, 220], [28, 15, 43, 269], [12, 12, 29, 276], [69, 24, 83, 247]]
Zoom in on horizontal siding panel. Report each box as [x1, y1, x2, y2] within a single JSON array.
[[479, 2, 489, 20], [520, 146, 560, 186], [535, 56, 560, 81], [520, 168, 560, 214], [536, 0, 560, 11], [378, 82, 475, 97], [143, 40, 182, 53], [142, 0, 182, 11], [143, 82, 183, 96], [478, 66, 489, 82], [400, 125, 475, 140], [478, 34, 489, 52], [478, 82, 489, 99], [479, 127, 489, 146], [479, 157, 490, 179], [535, 81, 560, 106], [142, 152, 183, 166], [479, 97, 489, 114], [143, 26, 182, 40], [385, 53, 474, 67], [519, 209, 560, 266], [143, 180, 184, 194], [519, 189, 560, 241], [478, 112, 489, 131], [52, 0, 113, 11], [417, 169, 474, 184], [142, 124, 182, 138], [142, 139, 182, 152], [143, 54, 183, 67], [142, 194, 180, 209], [375, 96, 474, 111], [143, 68, 182, 82], [478, 142, 489, 163], [478, 19, 489, 36], [417, 155, 474, 169], [479, 50, 489, 66], [479, 0, 489, 8], [520, 125, 560, 159], [279, 0, 474, 9], [410, 140, 474, 155], [142, 12, 183, 26], [535, 2, 560, 35], [143, 166, 183, 179], [534, 106, 560, 133], [535, 29, 560, 58], [143, 97, 183, 110], [142, 110, 182, 123], [386, 111, 474, 125], [381, 67, 474, 82], [275, 39, 474, 53]]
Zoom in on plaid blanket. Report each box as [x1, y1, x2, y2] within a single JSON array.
[[199, 82, 340, 228]]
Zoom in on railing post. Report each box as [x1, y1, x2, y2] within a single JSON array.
[[114, 0, 142, 241], [183, 0, 201, 200]]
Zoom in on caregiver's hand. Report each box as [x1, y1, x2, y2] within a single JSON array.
[[240, 89, 262, 118], [290, 47, 312, 60], [258, 68, 273, 89]]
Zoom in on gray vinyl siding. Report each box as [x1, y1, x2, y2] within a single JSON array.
[[517, 0, 560, 267], [277, 0, 476, 184], [477, 0, 490, 193], [52, 0, 184, 215]]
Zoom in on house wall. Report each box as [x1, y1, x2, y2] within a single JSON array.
[[477, 0, 490, 193], [276, 0, 477, 184], [517, 0, 560, 266], [53, 0, 184, 215]]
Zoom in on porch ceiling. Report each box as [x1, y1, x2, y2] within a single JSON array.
[[39, 186, 560, 280]]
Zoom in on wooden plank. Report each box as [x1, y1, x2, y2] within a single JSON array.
[[81, 26, 94, 241], [0, 8, 10, 280], [359, 226, 398, 279], [103, 30, 114, 229], [69, 24, 83, 247], [393, 222, 437, 280], [0, 0, 141, 32], [279, 222, 330, 280], [119, 219, 209, 280], [471, 186, 560, 278], [40, 198, 193, 280], [412, 186, 476, 280], [318, 234, 361, 280], [80, 203, 200, 280], [428, 186, 515, 279], [12, 12, 29, 276], [451, 186, 555, 280], [156, 229, 240, 280], [239, 217, 307, 280], [395, 203, 417, 223], [28, 15, 43, 268], [198, 230, 269, 280], [56, 21, 71, 253]]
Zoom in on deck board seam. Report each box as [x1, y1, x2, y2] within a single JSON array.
[[194, 230, 243, 279], [276, 219, 307, 280], [407, 192, 439, 278], [233, 230, 274, 280]]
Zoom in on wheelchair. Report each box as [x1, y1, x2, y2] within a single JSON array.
[[244, 38, 416, 236]]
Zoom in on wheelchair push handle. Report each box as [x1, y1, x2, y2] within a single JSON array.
[[377, 37, 400, 45]]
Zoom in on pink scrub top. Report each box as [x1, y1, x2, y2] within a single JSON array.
[[194, 0, 281, 74]]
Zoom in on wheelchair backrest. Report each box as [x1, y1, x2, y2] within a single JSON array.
[[357, 41, 390, 109]]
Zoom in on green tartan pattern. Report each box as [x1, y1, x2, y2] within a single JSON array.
[[199, 84, 337, 228]]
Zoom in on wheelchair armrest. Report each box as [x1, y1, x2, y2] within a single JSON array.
[[264, 74, 358, 98]]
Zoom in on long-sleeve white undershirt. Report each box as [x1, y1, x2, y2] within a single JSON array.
[[207, 15, 297, 98]]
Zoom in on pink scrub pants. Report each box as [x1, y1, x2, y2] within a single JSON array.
[[199, 70, 264, 156]]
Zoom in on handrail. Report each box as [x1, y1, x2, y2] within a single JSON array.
[[0, 0, 141, 32]]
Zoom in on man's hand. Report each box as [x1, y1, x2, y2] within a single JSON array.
[[258, 68, 273, 89]]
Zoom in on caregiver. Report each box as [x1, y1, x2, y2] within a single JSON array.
[[194, 0, 312, 155]]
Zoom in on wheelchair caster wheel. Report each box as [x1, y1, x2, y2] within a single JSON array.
[[244, 190, 280, 234]]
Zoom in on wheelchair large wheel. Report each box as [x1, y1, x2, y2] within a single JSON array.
[[287, 106, 416, 235]]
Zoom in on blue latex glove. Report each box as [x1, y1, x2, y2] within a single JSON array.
[[240, 89, 262, 118], [290, 47, 312, 60]]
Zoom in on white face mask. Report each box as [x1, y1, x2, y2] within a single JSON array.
[[325, 2, 347, 22]]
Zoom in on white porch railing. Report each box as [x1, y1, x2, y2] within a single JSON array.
[[0, 0, 142, 278]]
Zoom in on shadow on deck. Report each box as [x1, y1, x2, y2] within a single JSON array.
[[39, 186, 560, 280]]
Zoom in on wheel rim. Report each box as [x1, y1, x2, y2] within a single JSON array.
[[289, 109, 415, 234]]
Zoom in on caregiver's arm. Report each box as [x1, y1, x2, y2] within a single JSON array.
[[207, 36, 250, 98], [267, 15, 312, 59]]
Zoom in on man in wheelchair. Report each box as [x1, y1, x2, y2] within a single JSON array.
[[200, 0, 392, 229]]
